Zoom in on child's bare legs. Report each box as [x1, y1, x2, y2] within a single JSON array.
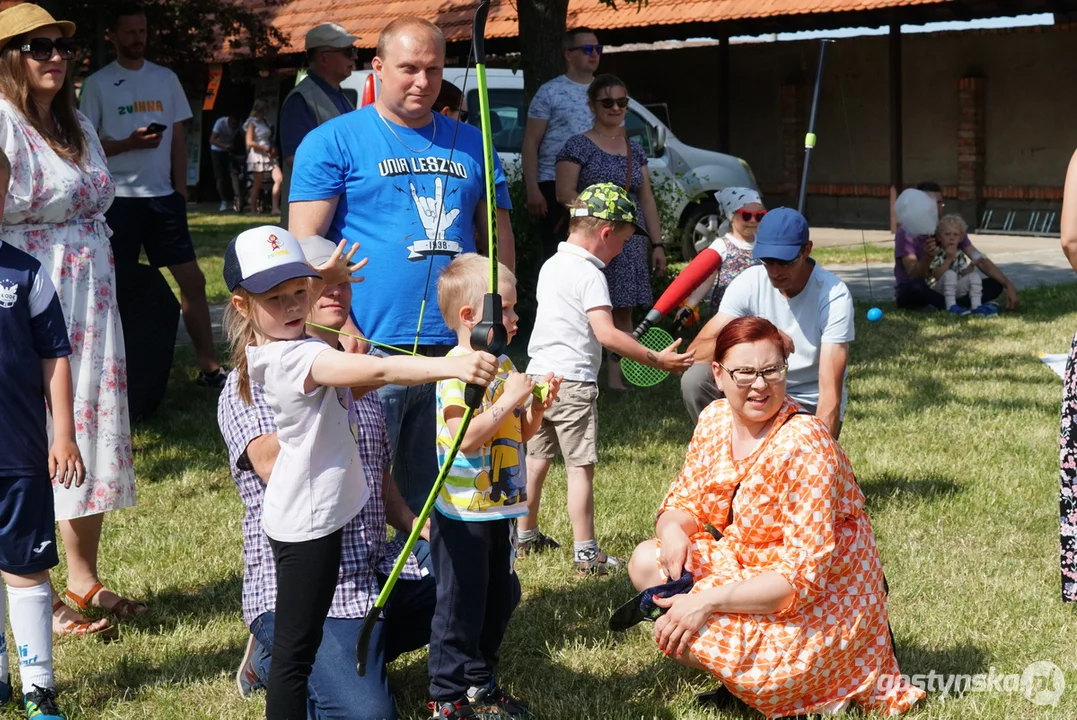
[[606, 307, 634, 391], [519, 456, 552, 534], [271, 165, 283, 215], [566, 463, 595, 542]]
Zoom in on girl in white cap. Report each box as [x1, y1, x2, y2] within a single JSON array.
[[222, 227, 498, 720]]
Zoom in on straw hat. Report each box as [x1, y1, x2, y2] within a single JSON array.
[[0, 4, 76, 52]]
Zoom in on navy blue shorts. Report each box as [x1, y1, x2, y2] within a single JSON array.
[[105, 192, 197, 269], [0, 475, 59, 575]]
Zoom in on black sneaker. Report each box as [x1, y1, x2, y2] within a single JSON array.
[[429, 698, 479, 719], [23, 685, 66, 719], [196, 366, 229, 390], [517, 531, 560, 557], [468, 682, 530, 719]]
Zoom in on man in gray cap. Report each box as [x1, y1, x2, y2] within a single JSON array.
[[278, 22, 359, 226]]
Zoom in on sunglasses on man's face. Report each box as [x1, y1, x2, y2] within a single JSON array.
[[760, 249, 804, 268], [20, 36, 79, 62], [598, 97, 629, 110], [738, 210, 767, 223], [455, 109, 470, 123], [570, 44, 603, 56]]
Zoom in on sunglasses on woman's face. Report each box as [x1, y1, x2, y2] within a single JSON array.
[[19, 36, 79, 62], [569, 44, 603, 56], [598, 97, 629, 110], [738, 210, 767, 223]]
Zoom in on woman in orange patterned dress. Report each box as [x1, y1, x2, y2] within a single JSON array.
[[628, 317, 924, 718]]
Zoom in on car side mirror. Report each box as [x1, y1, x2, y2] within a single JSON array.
[[653, 125, 667, 156]]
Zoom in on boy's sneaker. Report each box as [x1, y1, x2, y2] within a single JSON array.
[[972, 303, 999, 317], [574, 548, 623, 577], [196, 366, 229, 390], [517, 531, 560, 557], [236, 633, 264, 698], [429, 698, 479, 719], [23, 685, 65, 719], [468, 681, 531, 718], [947, 304, 970, 316]]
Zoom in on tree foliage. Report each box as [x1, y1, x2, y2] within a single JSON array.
[[37, 0, 286, 85]]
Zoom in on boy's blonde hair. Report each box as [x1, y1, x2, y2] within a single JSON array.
[[937, 213, 968, 237], [437, 253, 515, 331]]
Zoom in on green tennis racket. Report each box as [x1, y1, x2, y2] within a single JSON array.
[[620, 326, 675, 388]]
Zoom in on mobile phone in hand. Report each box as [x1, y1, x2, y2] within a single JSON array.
[[142, 122, 167, 135]]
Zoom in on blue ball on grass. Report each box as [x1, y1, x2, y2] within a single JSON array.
[[866, 307, 883, 322]]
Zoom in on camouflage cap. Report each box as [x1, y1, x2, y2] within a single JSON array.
[[570, 182, 649, 237]]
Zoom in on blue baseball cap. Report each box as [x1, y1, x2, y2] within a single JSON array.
[[752, 207, 810, 262]]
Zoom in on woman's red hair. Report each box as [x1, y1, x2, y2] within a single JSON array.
[[712, 316, 794, 364]]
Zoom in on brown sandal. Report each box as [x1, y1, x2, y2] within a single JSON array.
[[65, 582, 148, 618], [52, 599, 113, 637]]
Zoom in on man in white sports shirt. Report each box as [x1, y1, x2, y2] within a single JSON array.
[[80, 1, 225, 388]]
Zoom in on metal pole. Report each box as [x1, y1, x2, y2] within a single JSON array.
[[797, 40, 832, 215]]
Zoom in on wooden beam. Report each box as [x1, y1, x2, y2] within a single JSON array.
[[889, 23, 903, 192], [717, 32, 731, 153]]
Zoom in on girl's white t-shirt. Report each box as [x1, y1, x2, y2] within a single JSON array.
[[246, 337, 369, 543], [685, 233, 756, 308]]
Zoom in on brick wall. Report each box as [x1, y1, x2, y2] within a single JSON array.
[[956, 76, 986, 218]]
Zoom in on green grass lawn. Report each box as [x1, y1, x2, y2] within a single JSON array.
[[812, 243, 895, 266], [27, 223, 1077, 719]]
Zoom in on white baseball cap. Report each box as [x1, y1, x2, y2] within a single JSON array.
[[305, 23, 359, 51], [224, 226, 319, 294], [298, 235, 338, 266]]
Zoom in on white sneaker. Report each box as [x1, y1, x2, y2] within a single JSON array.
[[218, 201, 229, 211]]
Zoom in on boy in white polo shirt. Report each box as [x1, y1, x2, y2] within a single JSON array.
[[519, 183, 692, 575]]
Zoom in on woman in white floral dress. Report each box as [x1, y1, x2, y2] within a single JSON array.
[[0, 7, 142, 635]]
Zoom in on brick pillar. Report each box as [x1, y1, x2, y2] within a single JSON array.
[[956, 76, 986, 219], [780, 83, 806, 198]]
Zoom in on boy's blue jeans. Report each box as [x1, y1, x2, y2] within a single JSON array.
[[251, 541, 437, 720]]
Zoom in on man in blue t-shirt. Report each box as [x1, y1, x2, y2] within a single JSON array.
[[289, 16, 514, 514]]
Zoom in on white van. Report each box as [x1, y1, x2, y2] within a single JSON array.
[[341, 68, 757, 257]]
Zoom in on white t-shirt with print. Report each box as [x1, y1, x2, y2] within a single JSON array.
[[79, 60, 193, 198], [528, 75, 594, 183], [246, 337, 370, 543], [717, 262, 855, 414], [526, 242, 612, 382]]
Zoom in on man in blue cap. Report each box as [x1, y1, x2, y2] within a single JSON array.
[[680, 208, 854, 439]]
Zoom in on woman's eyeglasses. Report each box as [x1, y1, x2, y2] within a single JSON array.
[[20, 37, 79, 62], [718, 363, 788, 387], [737, 210, 767, 223], [598, 97, 629, 109], [569, 44, 603, 56]]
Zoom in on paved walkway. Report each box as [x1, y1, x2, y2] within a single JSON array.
[[810, 229, 1075, 300], [177, 229, 1075, 344]]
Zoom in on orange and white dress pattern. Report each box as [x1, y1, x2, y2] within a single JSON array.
[[657, 398, 924, 718]]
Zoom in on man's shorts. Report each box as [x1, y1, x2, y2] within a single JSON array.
[[210, 150, 233, 182], [0, 475, 59, 575], [105, 193, 196, 269], [526, 380, 598, 467]]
